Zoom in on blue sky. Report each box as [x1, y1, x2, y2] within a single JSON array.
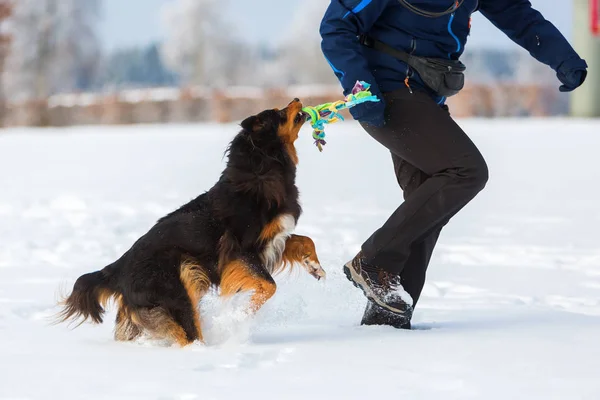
[[100, 0, 574, 51]]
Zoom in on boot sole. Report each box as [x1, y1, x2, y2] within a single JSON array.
[[343, 262, 411, 316]]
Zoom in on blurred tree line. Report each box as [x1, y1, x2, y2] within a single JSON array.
[[0, 0, 560, 100]]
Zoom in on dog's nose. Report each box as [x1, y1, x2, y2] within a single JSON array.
[[293, 98, 300, 103]]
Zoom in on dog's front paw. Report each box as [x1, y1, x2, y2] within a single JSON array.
[[302, 255, 326, 281]]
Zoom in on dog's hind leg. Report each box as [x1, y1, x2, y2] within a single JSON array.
[[156, 286, 202, 346], [179, 256, 211, 343], [220, 256, 276, 314], [125, 251, 203, 347], [166, 303, 200, 346], [132, 303, 199, 347], [114, 303, 142, 342]]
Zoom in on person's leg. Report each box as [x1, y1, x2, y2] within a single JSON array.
[[389, 153, 443, 304], [361, 154, 444, 328], [344, 87, 488, 318]]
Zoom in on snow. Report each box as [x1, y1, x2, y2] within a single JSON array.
[[285, 84, 344, 99], [119, 87, 183, 104], [48, 93, 102, 108], [41, 85, 346, 110], [222, 86, 266, 99], [1, 118, 600, 399]]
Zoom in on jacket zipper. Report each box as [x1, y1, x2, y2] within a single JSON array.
[[447, 11, 461, 57]]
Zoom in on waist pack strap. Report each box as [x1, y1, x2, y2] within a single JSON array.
[[358, 34, 466, 98], [358, 34, 464, 71], [359, 34, 412, 64]]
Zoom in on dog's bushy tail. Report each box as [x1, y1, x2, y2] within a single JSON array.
[[54, 263, 119, 327]]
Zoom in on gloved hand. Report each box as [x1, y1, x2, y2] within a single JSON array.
[[349, 94, 387, 127], [556, 57, 588, 92]]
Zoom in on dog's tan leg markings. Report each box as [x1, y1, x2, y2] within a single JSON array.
[[259, 216, 286, 243], [280, 234, 326, 280], [259, 214, 296, 274], [130, 308, 192, 347], [179, 256, 211, 343], [220, 260, 277, 314], [114, 301, 142, 342]]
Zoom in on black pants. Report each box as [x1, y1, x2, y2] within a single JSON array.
[[360, 87, 488, 308]]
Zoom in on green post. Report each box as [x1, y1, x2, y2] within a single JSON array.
[[570, 0, 600, 117]]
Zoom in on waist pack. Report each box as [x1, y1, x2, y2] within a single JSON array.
[[359, 34, 466, 98]]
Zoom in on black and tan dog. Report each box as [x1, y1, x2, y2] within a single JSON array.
[[54, 99, 326, 346]]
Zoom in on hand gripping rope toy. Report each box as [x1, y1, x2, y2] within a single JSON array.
[[301, 81, 381, 152]]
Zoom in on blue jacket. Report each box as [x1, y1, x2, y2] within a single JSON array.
[[319, 0, 588, 124]]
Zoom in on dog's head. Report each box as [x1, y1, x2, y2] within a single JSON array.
[[239, 98, 308, 164]]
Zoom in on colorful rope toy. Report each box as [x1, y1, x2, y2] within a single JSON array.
[[302, 81, 380, 152]]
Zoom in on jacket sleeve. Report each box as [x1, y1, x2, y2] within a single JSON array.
[[319, 0, 390, 96], [478, 0, 587, 72]]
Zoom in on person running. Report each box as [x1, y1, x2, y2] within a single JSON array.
[[319, 0, 588, 329]]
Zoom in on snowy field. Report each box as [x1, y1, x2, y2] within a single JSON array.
[[1, 118, 600, 399]]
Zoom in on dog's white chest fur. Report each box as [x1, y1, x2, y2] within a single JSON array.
[[261, 214, 295, 273]]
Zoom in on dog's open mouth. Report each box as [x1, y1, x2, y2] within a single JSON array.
[[294, 110, 309, 124]]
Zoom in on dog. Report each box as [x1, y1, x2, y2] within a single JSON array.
[[54, 98, 326, 346]]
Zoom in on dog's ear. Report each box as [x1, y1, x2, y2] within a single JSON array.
[[241, 113, 276, 133], [241, 115, 259, 132]]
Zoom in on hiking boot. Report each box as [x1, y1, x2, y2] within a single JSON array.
[[361, 299, 411, 329], [343, 251, 413, 318]]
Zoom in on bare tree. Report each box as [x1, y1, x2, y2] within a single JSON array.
[[161, 0, 251, 87], [4, 0, 101, 101], [275, 0, 337, 85]]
